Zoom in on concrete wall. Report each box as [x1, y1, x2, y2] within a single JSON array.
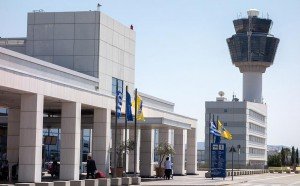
[[25, 11, 136, 96], [26, 11, 100, 77]]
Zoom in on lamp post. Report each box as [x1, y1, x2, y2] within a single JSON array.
[[229, 146, 236, 181], [237, 145, 241, 170]]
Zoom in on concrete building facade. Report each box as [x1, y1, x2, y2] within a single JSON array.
[[205, 99, 267, 168], [0, 10, 197, 183]]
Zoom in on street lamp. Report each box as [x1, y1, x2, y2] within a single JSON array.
[[229, 146, 236, 180], [237, 145, 241, 170]]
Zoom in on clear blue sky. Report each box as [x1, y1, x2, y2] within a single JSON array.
[[1, 0, 300, 147]]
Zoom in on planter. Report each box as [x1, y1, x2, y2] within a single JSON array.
[[110, 167, 124, 177], [155, 167, 165, 178]]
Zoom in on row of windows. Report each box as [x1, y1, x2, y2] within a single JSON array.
[[249, 123, 265, 134], [112, 77, 124, 96], [249, 147, 265, 155], [249, 109, 265, 122], [249, 135, 265, 144]]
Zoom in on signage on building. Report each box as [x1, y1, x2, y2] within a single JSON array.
[[211, 143, 226, 178]]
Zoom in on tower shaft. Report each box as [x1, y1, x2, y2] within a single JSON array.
[[243, 72, 262, 102]]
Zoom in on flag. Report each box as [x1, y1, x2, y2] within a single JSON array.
[[126, 90, 133, 121], [132, 94, 145, 121], [116, 90, 123, 119], [218, 120, 232, 140], [210, 121, 221, 137]]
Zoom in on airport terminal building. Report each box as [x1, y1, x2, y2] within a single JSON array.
[[0, 10, 197, 182]]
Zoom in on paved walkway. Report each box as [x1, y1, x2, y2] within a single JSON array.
[[141, 171, 300, 185]]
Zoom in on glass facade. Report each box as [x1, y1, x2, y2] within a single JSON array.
[[227, 16, 279, 63], [233, 18, 272, 33]]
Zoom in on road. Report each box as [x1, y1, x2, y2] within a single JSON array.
[[141, 171, 300, 185]]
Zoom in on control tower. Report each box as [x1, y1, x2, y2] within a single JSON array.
[[227, 9, 279, 103]]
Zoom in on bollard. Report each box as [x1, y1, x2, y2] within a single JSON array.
[[85, 179, 98, 186], [36, 183, 54, 186], [98, 178, 111, 186], [15, 184, 35, 186], [70, 180, 84, 186], [54, 181, 70, 186], [121, 177, 132, 186], [111, 178, 122, 186], [131, 177, 141, 185]]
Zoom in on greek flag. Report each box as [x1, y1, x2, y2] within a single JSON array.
[[117, 91, 123, 119], [210, 121, 221, 137]]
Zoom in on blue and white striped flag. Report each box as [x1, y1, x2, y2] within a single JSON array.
[[117, 91, 123, 118], [210, 121, 221, 137]]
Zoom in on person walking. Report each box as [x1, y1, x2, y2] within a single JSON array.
[[86, 155, 97, 179], [164, 157, 173, 180]]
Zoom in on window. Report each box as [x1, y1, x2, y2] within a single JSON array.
[[224, 109, 228, 113], [249, 123, 265, 134], [249, 109, 265, 123], [249, 135, 265, 144], [112, 77, 123, 95], [224, 122, 228, 126], [249, 147, 265, 155]]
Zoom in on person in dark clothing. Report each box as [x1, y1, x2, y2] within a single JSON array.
[[1, 160, 8, 180], [50, 159, 60, 178], [86, 155, 97, 179]]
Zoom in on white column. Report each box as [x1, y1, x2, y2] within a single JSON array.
[[7, 108, 20, 181], [60, 102, 81, 180], [92, 108, 111, 175], [186, 128, 197, 174], [19, 94, 44, 182], [173, 129, 186, 175], [140, 129, 154, 177], [159, 128, 170, 143], [128, 129, 140, 173]]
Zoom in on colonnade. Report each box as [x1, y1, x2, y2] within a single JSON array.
[[6, 93, 197, 183]]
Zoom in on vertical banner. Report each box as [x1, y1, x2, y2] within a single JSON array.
[[211, 143, 226, 178]]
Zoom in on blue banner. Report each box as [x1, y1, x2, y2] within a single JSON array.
[[126, 90, 133, 121], [211, 143, 226, 178]]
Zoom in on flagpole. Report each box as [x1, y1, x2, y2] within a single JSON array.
[[113, 80, 118, 178], [212, 114, 215, 143], [216, 115, 220, 143], [134, 88, 137, 177], [124, 86, 128, 174], [208, 113, 211, 176]]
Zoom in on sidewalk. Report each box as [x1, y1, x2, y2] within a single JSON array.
[[141, 171, 247, 185]]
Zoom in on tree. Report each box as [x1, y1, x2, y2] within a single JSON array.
[[116, 139, 135, 168], [291, 146, 295, 166], [296, 148, 299, 166], [268, 154, 282, 167], [155, 142, 175, 168], [281, 147, 286, 166]]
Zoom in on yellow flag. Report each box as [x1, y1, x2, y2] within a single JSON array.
[[218, 120, 232, 140], [132, 94, 145, 121]]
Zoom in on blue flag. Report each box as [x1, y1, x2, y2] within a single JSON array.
[[117, 91, 123, 119], [126, 90, 133, 121]]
